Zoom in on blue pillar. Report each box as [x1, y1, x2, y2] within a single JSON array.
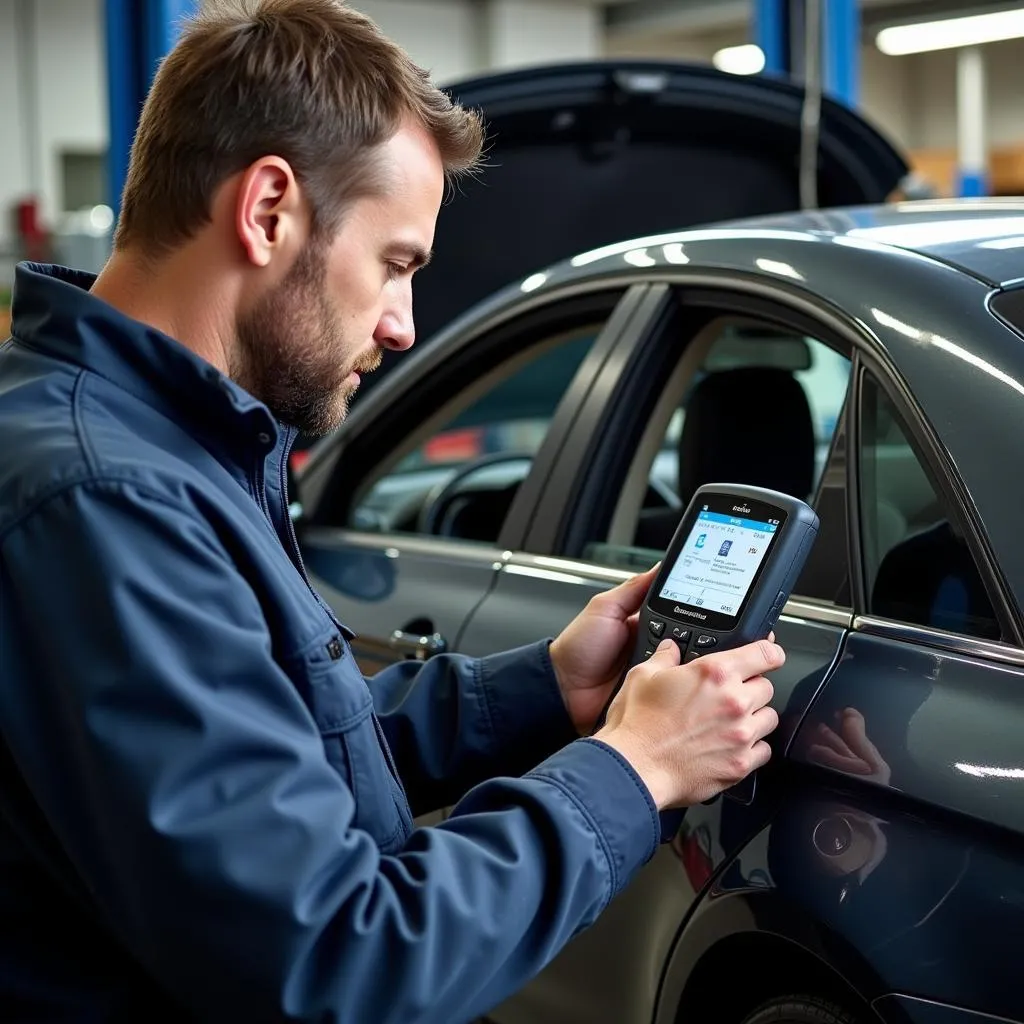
[[754, 0, 789, 76], [104, 0, 198, 217], [822, 0, 859, 107], [144, 0, 197, 83]]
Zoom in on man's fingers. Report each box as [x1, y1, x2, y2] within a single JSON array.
[[648, 637, 681, 665], [595, 563, 661, 618], [749, 702, 780, 742], [711, 637, 786, 681], [748, 739, 773, 772], [738, 674, 774, 713]]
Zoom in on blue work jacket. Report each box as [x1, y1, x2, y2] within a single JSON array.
[[0, 263, 661, 1022]]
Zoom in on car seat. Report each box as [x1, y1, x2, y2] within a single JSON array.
[[870, 520, 1000, 640], [635, 367, 817, 551]]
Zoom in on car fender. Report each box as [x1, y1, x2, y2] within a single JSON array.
[[652, 856, 892, 1024]]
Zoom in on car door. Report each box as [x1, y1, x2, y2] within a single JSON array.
[[294, 285, 655, 675], [462, 281, 858, 1024], [775, 358, 1024, 1024]]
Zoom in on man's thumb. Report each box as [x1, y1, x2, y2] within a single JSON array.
[[650, 637, 680, 664]]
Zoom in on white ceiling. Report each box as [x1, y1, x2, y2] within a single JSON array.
[[603, 0, 1021, 44]]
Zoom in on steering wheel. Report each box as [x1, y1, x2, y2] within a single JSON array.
[[417, 452, 533, 537]]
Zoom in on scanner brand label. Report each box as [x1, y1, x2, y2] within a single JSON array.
[[674, 606, 707, 620]]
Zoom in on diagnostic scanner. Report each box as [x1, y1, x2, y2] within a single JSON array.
[[597, 483, 819, 803]]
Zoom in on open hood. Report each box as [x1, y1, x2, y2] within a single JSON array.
[[362, 59, 909, 398]]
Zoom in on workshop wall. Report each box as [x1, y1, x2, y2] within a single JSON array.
[[2, 0, 1024, 263]]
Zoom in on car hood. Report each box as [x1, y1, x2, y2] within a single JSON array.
[[366, 59, 909, 398]]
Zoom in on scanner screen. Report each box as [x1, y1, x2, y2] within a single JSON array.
[[658, 508, 778, 617]]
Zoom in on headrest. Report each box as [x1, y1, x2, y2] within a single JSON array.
[[677, 367, 816, 506]]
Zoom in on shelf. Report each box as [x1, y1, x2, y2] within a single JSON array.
[[909, 142, 1024, 197]]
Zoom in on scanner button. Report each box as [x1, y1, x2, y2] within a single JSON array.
[[670, 625, 690, 642], [648, 619, 665, 638], [644, 649, 655, 660], [695, 634, 718, 649]]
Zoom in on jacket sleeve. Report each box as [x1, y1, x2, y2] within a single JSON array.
[[368, 641, 579, 816], [0, 479, 660, 1024]]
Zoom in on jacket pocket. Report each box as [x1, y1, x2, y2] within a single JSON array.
[[287, 628, 412, 854]]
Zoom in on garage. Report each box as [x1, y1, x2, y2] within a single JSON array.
[[2, 2, 1024, 1023]]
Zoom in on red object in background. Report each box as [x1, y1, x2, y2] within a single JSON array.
[[287, 426, 484, 477], [423, 427, 483, 463], [14, 198, 48, 262], [675, 827, 715, 890]]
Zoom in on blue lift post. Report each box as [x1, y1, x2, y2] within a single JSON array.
[[755, 0, 860, 109], [104, 0, 198, 217], [822, 0, 859, 108], [754, 0, 791, 77]]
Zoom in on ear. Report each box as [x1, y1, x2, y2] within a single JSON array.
[[234, 156, 306, 268]]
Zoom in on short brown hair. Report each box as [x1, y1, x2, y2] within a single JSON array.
[[114, 0, 485, 254]]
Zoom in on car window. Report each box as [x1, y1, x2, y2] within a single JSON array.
[[347, 325, 600, 543], [859, 371, 1000, 640], [582, 317, 852, 591]]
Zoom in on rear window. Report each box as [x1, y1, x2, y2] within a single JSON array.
[[990, 287, 1024, 339]]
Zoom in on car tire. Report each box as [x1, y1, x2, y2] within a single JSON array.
[[740, 994, 865, 1024]]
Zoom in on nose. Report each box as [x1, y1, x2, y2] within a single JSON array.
[[374, 295, 415, 352]]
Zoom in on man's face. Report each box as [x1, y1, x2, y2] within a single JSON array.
[[234, 122, 445, 437]]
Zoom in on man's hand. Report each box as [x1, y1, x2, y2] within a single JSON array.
[[548, 565, 660, 735], [595, 638, 784, 808]]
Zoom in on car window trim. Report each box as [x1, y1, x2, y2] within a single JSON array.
[[501, 551, 854, 628], [853, 614, 1024, 669], [499, 284, 660, 550], [298, 526, 510, 566], [851, 355, 1022, 646], [520, 283, 677, 553]]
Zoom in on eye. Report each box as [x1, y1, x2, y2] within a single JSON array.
[[385, 261, 405, 282]]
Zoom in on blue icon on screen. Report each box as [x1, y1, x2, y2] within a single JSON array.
[[718, 540, 733, 557], [695, 533, 706, 549]]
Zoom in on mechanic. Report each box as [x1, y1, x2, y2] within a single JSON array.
[[0, 2, 783, 1021]]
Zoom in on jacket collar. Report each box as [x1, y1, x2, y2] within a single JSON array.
[[9, 262, 293, 465]]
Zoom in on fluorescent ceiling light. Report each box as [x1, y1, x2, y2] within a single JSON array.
[[713, 44, 765, 75], [876, 8, 1024, 55]]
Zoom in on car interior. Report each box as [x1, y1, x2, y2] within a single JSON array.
[[346, 324, 600, 538], [595, 317, 837, 562], [631, 364, 817, 552], [859, 377, 1001, 640]]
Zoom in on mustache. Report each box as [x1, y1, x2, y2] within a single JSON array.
[[353, 349, 383, 375]]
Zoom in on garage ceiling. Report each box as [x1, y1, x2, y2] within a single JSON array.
[[604, 0, 1023, 43]]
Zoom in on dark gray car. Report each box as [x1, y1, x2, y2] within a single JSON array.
[[295, 198, 1024, 1024]]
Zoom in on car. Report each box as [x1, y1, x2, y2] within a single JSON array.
[[293, 197, 1024, 1024]]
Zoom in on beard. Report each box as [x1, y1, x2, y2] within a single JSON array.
[[232, 244, 381, 438]]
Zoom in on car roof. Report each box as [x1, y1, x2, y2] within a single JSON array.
[[537, 198, 1024, 290]]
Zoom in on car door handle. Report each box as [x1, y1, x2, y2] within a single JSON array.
[[389, 629, 448, 660]]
